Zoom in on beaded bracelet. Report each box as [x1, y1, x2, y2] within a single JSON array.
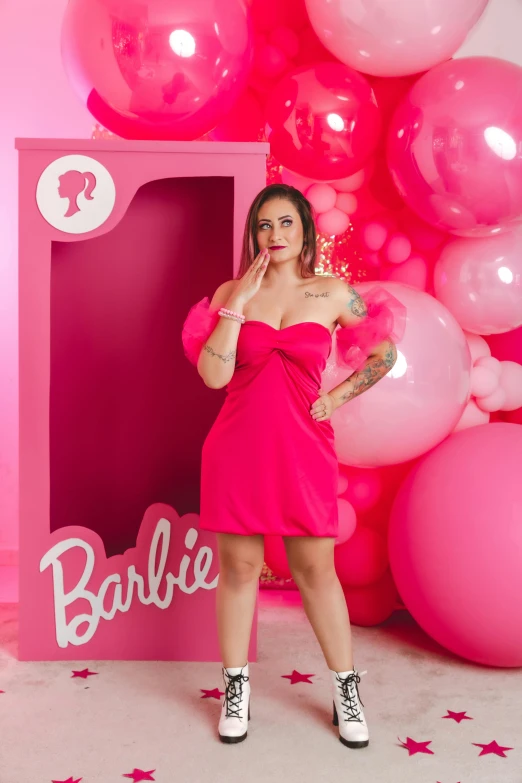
[[218, 307, 245, 324]]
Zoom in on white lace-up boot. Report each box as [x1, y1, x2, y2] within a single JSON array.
[[218, 663, 251, 744], [330, 668, 369, 748]]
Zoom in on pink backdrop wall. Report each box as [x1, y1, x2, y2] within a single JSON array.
[[0, 0, 92, 562]]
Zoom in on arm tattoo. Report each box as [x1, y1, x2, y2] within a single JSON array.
[[202, 343, 237, 364], [337, 342, 396, 404], [347, 287, 367, 319]]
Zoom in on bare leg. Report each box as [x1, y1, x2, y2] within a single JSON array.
[[284, 536, 353, 672], [216, 532, 265, 669]]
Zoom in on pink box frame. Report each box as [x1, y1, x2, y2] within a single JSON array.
[[16, 139, 269, 661]]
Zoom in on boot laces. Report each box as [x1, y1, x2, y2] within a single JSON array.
[[336, 670, 366, 722], [223, 671, 249, 719]]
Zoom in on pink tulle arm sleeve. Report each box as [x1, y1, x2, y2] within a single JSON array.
[[334, 286, 407, 371], [181, 296, 221, 366]]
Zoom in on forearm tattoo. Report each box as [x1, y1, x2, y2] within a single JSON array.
[[338, 342, 396, 404], [202, 343, 237, 364]]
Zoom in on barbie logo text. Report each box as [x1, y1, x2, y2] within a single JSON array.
[[39, 518, 219, 648]]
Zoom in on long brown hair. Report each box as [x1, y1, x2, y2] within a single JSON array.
[[236, 184, 317, 279]]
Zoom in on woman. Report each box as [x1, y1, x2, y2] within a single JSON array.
[[181, 183, 404, 748]]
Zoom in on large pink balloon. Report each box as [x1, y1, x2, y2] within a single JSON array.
[[305, 0, 488, 77], [62, 0, 253, 140], [389, 423, 522, 667], [323, 283, 471, 466], [434, 232, 522, 335], [388, 57, 522, 237], [265, 62, 381, 180]]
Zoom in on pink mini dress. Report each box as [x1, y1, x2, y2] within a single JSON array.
[[181, 287, 405, 538]]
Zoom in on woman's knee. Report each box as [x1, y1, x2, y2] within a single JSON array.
[[291, 561, 337, 590], [284, 537, 336, 589], [217, 534, 264, 585]]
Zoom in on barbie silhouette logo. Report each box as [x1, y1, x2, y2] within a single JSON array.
[[58, 170, 97, 217], [36, 154, 116, 234]]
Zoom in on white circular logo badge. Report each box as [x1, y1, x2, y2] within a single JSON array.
[[36, 154, 116, 234]]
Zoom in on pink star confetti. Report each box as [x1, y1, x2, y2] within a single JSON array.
[[200, 688, 224, 700], [281, 670, 315, 685], [472, 740, 514, 757], [71, 669, 98, 679], [51, 778, 82, 783], [123, 769, 156, 782], [398, 736, 435, 756], [443, 710, 473, 723]]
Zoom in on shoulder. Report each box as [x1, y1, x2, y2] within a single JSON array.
[[209, 280, 238, 309], [322, 276, 367, 327]]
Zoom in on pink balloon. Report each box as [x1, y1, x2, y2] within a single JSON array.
[[323, 283, 472, 466], [361, 221, 388, 251], [269, 27, 300, 59], [335, 499, 357, 546], [434, 232, 522, 335], [329, 169, 366, 193], [306, 183, 337, 214], [499, 361, 522, 411], [250, 0, 285, 31], [305, 0, 488, 77], [454, 399, 490, 432], [470, 366, 498, 398], [280, 167, 317, 193], [465, 333, 491, 364], [253, 44, 288, 80], [337, 473, 349, 495], [251, 0, 308, 32], [365, 252, 382, 269], [317, 208, 350, 236], [265, 62, 381, 180], [388, 57, 522, 236], [351, 187, 387, 221], [62, 0, 253, 140], [384, 233, 412, 264], [339, 466, 383, 513], [209, 89, 263, 141], [334, 527, 388, 587], [335, 192, 358, 215], [342, 570, 398, 627], [475, 355, 502, 377], [380, 255, 428, 291], [263, 536, 292, 579], [389, 423, 522, 666], [475, 386, 506, 412], [398, 210, 446, 252]]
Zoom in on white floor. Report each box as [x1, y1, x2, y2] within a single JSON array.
[[0, 588, 520, 783]]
